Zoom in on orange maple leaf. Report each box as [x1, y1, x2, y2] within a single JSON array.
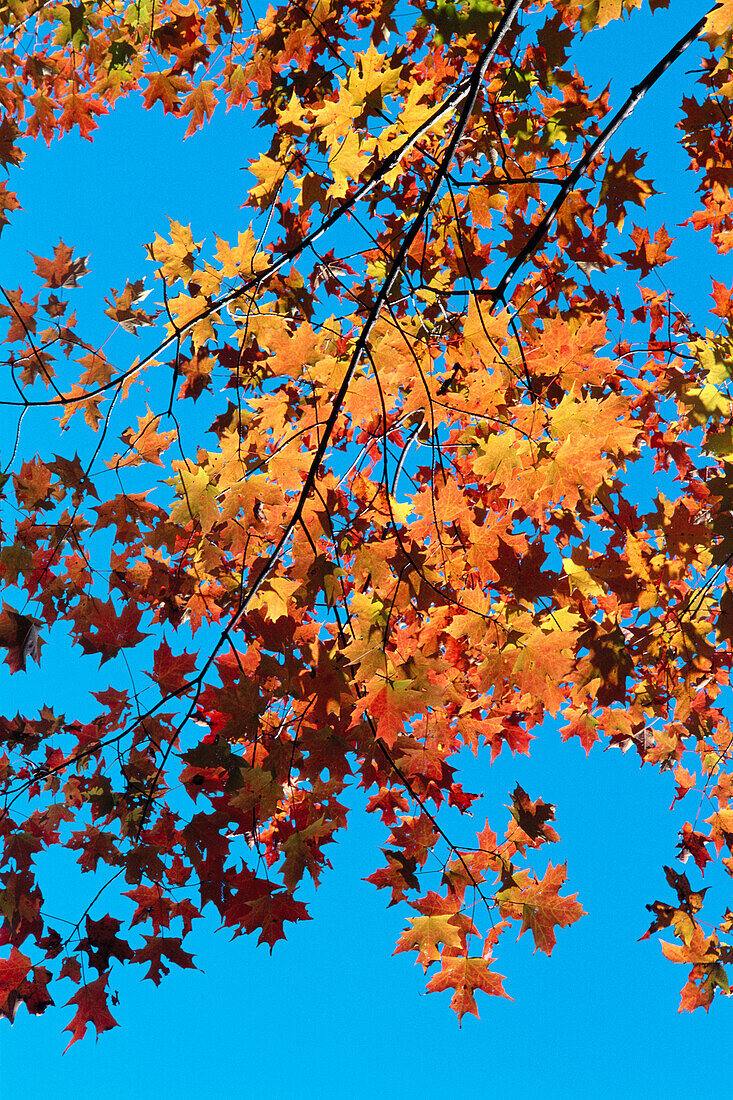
[[500, 862, 586, 955], [426, 956, 511, 1023], [143, 72, 188, 115], [354, 679, 425, 749], [619, 224, 675, 277], [599, 149, 657, 230], [31, 241, 89, 288], [183, 81, 217, 138], [110, 406, 178, 468]]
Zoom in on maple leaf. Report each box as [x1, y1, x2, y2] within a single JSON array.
[[222, 872, 311, 950], [78, 914, 133, 974], [711, 278, 733, 318], [0, 964, 54, 1023], [500, 863, 586, 955], [57, 384, 104, 432], [678, 977, 715, 1013], [13, 457, 52, 511], [677, 823, 712, 873], [660, 925, 720, 972], [111, 406, 178, 468], [145, 220, 202, 286], [353, 679, 426, 749], [183, 81, 217, 138], [425, 957, 511, 1024], [506, 784, 560, 850], [214, 229, 269, 278], [143, 72, 188, 115], [619, 224, 675, 277], [670, 766, 696, 809], [168, 464, 218, 532], [0, 606, 42, 673], [559, 709, 600, 755], [58, 93, 105, 140], [703, 0, 733, 45], [394, 908, 467, 971], [71, 597, 150, 663], [59, 957, 82, 985], [0, 180, 20, 234], [63, 973, 119, 1052], [279, 815, 337, 891], [578, 621, 634, 706], [124, 884, 175, 935], [327, 129, 370, 199], [0, 948, 32, 1014], [247, 153, 287, 208], [311, 253, 357, 293], [104, 279, 155, 334], [0, 116, 23, 169], [31, 241, 89, 288], [146, 639, 197, 696], [93, 491, 168, 544], [579, 0, 626, 33], [255, 576, 301, 622], [0, 286, 37, 343], [366, 848, 422, 904], [599, 149, 657, 230], [134, 937, 196, 985]]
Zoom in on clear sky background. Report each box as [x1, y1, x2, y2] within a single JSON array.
[[0, 3, 728, 1096]]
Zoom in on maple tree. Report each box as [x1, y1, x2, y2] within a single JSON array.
[[0, 0, 732, 1047]]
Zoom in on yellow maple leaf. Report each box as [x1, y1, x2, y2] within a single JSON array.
[[169, 465, 219, 533], [256, 576, 300, 622], [165, 292, 219, 350], [276, 91, 311, 134], [346, 44, 400, 108], [214, 228, 269, 278], [704, 0, 733, 46], [247, 153, 287, 208], [395, 913, 465, 971], [327, 129, 371, 199], [562, 554, 605, 599], [146, 220, 202, 286]]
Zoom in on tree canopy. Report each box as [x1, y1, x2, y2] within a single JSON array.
[[0, 0, 732, 1046]]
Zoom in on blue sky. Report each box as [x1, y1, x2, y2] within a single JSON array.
[[0, 2, 728, 1095]]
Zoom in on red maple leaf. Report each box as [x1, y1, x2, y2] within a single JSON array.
[[183, 81, 217, 137], [143, 72, 188, 115], [146, 638, 197, 696], [134, 936, 196, 985], [677, 823, 712, 873], [71, 598, 149, 663], [354, 679, 424, 748], [0, 948, 32, 1014], [0, 605, 42, 673], [63, 973, 119, 1052], [0, 963, 54, 1023], [0, 116, 23, 169], [517, 863, 586, 955], [79, 914, 134, 973]]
